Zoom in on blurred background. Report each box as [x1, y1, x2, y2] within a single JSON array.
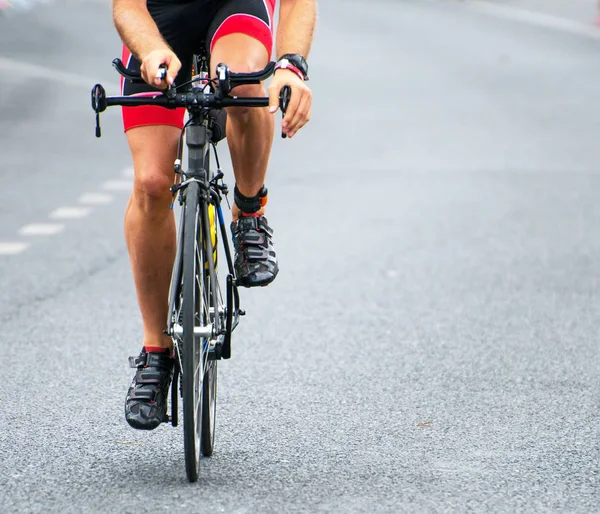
[[1, 0, 599, 512]]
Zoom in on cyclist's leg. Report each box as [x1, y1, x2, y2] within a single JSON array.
[[120, 0, 222, 353], [207, 0, 276, 220], [207, 0, 279, 288], [120, 0, 214, 430], [211, 34, 272, 219], [124, 126, 179, 350], [121, 43, 190, 351], [121, 70, 184, 429]]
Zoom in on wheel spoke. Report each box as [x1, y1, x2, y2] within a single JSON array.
[[194, 349, 202, 383]]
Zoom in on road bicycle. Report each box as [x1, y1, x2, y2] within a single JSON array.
[[91, 50, 289, 482]]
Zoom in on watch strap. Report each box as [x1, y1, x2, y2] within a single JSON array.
[[274, 61, 305, 81], [276, 53, 309, 80]]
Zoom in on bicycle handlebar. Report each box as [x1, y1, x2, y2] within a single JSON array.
[[110, 58, 276, 90], [93, 86, 271, 112], [91, 59, 290, 138]]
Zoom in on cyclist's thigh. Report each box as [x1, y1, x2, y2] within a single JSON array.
[[121, 0, 218, 132], [126, 125, 180, 197], [206, 0, 275, 75]]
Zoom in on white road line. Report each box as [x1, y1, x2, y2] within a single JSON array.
[[102, 180, 133, 191], [19, 223, 64, 236], [49, 207, 92, 220], [78, 193, 114, 205], [462, 0, 600, 40], [0, 242, 29, 255], [0, 57, 118, 92]]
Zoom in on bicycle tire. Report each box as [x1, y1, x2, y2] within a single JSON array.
[[182, 180, 203, 483], [201, 354, 217, 456], [201, 203, 218, 457]]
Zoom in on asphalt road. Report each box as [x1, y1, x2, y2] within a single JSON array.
[[1, 0, 599, 512]]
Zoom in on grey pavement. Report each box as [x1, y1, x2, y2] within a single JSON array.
[[488, 0, 598, 25], [1, 0, 599, 512]]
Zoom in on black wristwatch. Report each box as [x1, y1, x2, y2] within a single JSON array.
[[276, 53, 309, 81]]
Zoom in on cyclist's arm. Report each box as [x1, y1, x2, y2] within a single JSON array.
[[112, 0, 181, 86], [113, 0, 168, 60], [275, 0, 317, 59], [270, 0, 317, 138]]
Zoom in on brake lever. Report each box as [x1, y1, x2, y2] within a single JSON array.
[[279, 85, 291, 139]]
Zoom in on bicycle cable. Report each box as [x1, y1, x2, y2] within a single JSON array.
[[174, 75, 219, 93]]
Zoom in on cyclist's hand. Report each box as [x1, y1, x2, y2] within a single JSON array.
[[140, 49, 181, 88], [268, 69, 312, 139]]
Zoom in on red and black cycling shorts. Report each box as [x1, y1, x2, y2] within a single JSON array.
[[121, 0, 276, 132]]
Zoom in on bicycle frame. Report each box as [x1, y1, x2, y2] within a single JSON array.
[[166, 101, 240, 364]]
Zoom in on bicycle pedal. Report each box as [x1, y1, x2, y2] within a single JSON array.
[[239, 309, 246, 316]]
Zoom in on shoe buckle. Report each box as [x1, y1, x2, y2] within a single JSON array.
[[128, 354, 146, 368]]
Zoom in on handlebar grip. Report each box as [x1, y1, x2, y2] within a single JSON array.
[[279, 85, 291, 139], [112, 58, 145, 83], [113, 58, 170, 88], [229, 61, 276, 85]]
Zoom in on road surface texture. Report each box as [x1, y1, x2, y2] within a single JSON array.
[[1, 0, 599, 512]]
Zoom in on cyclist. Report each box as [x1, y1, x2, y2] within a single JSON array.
[[115, 0, 317, 430]]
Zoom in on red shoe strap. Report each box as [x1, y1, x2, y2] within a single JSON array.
[[144, 345, 171, 354]]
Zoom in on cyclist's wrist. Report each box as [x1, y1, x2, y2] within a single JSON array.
[[275, 53, 309, 81], [274, 66, 305, 83]]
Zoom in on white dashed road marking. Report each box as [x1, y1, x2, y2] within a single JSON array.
[[0, 242, 29, 255], [78, 193, 114, 205], [102, 180, 133, 191], [19, 223, 65, 236], [2, 168, 132, 256], [49, 207, 92, 220]]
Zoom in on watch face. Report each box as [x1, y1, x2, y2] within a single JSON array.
[[293, 56, 308, 75], [281, 54, 308, 75]]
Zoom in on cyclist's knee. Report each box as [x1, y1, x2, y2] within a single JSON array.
[[126, 125, 178, 213], [211, 34, 268, 123], [134, 170, 173, 205]]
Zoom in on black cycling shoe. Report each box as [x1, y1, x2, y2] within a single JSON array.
[[124, 348, 174, 430], [231, 213, 279, 288]]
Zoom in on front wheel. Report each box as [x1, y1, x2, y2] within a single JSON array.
[[181, 181, 204, 483], [200, 202, 219, 457]]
